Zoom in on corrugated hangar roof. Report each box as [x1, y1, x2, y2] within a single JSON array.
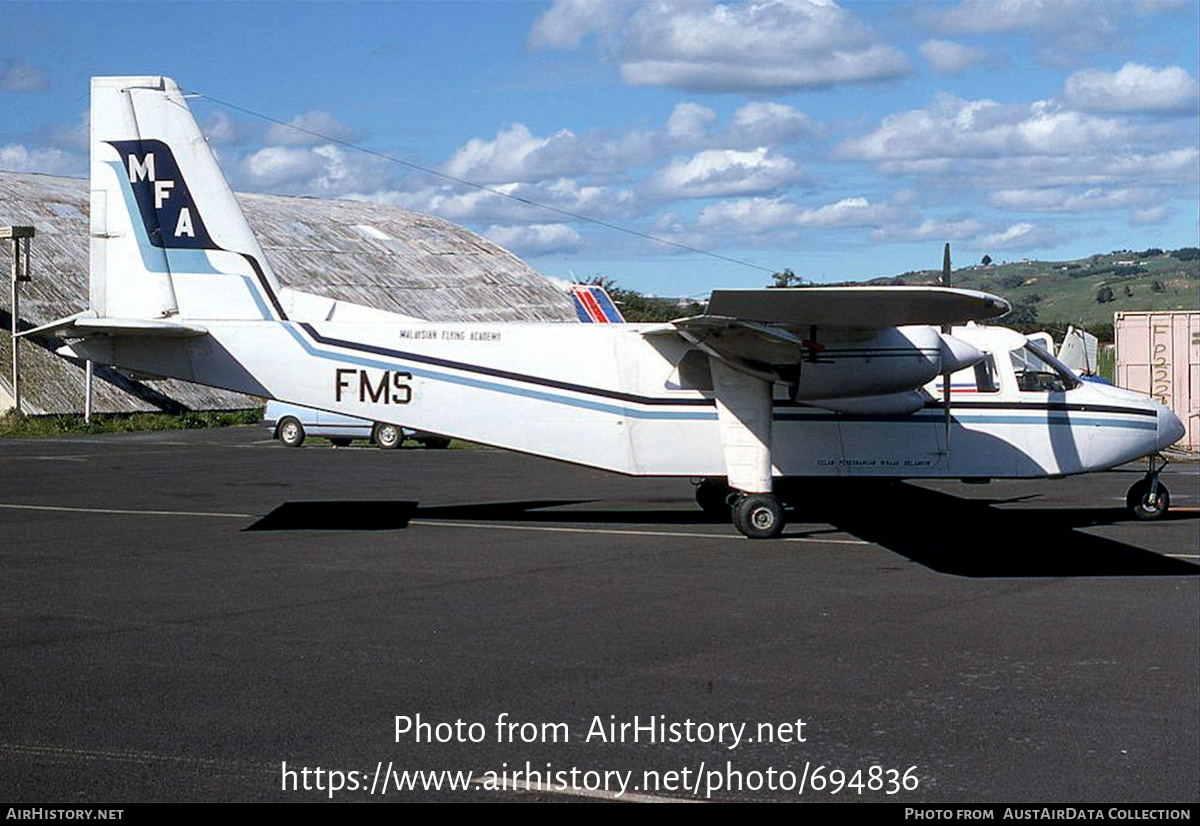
[[0, 171, 576, 414]]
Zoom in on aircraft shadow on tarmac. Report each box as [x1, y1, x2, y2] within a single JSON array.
[[244, 486, 1197, 578]]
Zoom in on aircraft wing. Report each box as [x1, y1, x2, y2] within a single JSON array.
[[651, 285, 1006, 407], [704, 286, 1009, 328]]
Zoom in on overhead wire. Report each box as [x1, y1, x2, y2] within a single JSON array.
[[191, 91, 778, 275]]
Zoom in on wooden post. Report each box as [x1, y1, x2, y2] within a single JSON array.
[[3, 226, 34, 416]]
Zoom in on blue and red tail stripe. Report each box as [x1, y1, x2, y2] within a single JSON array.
[[571, 285, 625, 323]]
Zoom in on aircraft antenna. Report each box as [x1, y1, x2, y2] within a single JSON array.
[[192, 92, 777, 275]]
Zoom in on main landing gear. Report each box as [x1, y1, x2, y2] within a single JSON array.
[[694, 479, 786, 539], [733, 493, 786, 539], [1126, 454, 1172, 521]]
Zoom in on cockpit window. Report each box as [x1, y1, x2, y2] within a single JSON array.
[[1010, 342, 1080, 393]]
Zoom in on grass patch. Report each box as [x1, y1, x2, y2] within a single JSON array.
[[0, 408, 262, 438], [1097, 348, 1115, 384]]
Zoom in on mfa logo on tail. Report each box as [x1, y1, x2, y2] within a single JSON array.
[[108, 139, 216, 250]]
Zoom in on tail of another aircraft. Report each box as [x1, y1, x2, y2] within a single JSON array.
[[88, 76, 287, 324], [570, 284, 626, 323]]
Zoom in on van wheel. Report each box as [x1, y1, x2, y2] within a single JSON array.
[[277, 417, 305, 447], [374, 424, 403, 449]]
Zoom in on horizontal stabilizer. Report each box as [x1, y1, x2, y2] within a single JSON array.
[[17, 311, 208, 339], [706, 286, 1010, 328]]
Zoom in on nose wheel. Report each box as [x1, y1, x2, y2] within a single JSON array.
[[732, 493, 786, 539], [1127, 454, 1171, 521]]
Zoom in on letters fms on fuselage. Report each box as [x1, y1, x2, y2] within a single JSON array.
[[29, 76, 1186, 539]]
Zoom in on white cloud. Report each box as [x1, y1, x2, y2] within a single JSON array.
[[977, 221, 1061, 250], [696, 197, 799, 234], [664, 101, 813, 151], [1063, 63, 1199, 114], [666, 102, 717, 144], [444, 124, 555, 183], [483, 223, 583, 256], [696, 196, 896, 234], [202, 110, 256, 146], [240, 146, 323, 189], [928, 1, 1183, 66], [531, 0, 912, 92], [443, 122, 656, 184], [1101, 147, 1199, 182], [386, 178, 638, 226], [237, 144, 390, 196], [872, 217, 985, 242], [1131, 206, 1169, 226], [933, 0, 1092, 35], [836, 94, 1134, 163], [0, 59, 48, 92], [919, 40, 987, 75], [53, 111, 90, 153], [527, 0, 626, 49], [796, 197, 892, 227], [644, 148, 805, 199], [266, 111, 359, 147], [988, 187, 1149, 212], [729, 102, 814, 146], [0, 143, 80, 175]]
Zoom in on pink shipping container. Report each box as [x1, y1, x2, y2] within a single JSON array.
[[1115, 311, 1199, 452]]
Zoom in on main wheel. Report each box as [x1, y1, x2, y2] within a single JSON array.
[[277, 417, 305, 447], [419, 436, 451, 450], [695, 478, 732, 516], [1126, 479, 1170, 521], [329, 438, 352, 448], [374, 423, 404, 449], [732, 494, 785, 539]]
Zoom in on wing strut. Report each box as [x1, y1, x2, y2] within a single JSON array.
[[709, 359, 786, 539]]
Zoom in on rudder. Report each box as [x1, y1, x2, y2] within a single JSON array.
[[90, 76, 287, 323]]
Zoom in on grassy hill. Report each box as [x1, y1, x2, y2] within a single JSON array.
[[859, 247, 1198, 339]]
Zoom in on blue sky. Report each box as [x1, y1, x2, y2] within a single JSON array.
[[1, 0, 1197, 296]]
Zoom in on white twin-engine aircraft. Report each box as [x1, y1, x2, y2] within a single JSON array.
[[31, 77, 1186, 538]]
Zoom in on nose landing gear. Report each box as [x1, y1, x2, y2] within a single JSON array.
[[1127, 454, 1171, 521]]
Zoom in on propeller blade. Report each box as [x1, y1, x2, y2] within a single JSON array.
[[941, 243, 952, 456]]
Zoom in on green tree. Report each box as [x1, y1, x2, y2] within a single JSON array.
[[768, 268, 804, 288], [585, 277, 703, 322]]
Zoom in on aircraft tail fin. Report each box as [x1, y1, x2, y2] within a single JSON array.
[[89, 76, 287, 323], [570, 284, 626, 323]]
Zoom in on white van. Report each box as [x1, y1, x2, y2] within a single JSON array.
[[264, 401, 450, 449]]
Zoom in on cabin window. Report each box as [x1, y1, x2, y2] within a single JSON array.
[[940, 354, 999, 395], [1010, 342, 1080, 393]]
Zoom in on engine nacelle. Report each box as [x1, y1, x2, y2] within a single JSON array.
[[795, 326, 983, 401]]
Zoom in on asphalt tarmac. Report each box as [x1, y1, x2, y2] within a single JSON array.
[[1, 427, 1196, 803]]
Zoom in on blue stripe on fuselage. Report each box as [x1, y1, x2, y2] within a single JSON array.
[[276, 323, 1157, 428]]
